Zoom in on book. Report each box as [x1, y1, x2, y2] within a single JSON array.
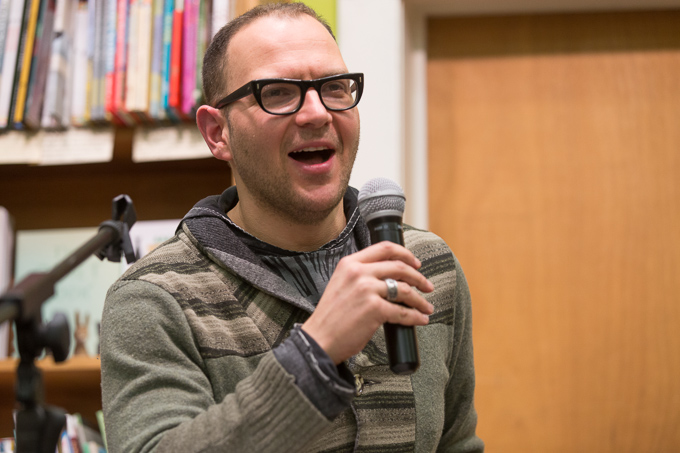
[[103, 0, 118, 123], [210, 0, 230, 38], [180, 0, 197, 117], [10, 0, 42, 128], [166, 0, 182, 120], [69, 0, 89, 125], [111, 0, 135, 125], [147, 0, 165, 120], [159, 0, 173, 118], [0, 0, 14, 90], [126, 0, 152, 120], [88, 0, 108, 123], [137, 0, 153, 119], [56, 429, 72, 452], [95, 410, 107, 451], [124, 0, 138, 114], [41, 0, 76, 129], [0, 0, 27, 128], [73, 413, 105, 452], [64, 414, 82, 453], [22, 0, 56, 129], [0, 438, 15, 452]]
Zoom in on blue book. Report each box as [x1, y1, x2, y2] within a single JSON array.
[[159, 0, 174, 120]]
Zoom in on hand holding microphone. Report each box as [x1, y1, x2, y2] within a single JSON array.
[[358, 178, 423, 374], [301, 178, 432, 375]]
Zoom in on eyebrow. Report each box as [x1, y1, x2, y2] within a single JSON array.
[[256, 70, 350, 81]]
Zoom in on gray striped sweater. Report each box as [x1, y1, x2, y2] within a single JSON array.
[[100, 187, 483, 453]]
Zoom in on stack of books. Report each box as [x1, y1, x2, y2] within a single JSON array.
[[0, 0, 239, 131]]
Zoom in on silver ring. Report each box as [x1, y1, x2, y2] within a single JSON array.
[[384, 278, 399, 302]]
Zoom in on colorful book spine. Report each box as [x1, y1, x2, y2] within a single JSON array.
[[0, 0, 26, 128], [40, 0, 73, 129], [180, 0, 197, 117], [23, 0, 56, 129], [70, 0, 89, 125], [7, 0, 39, 129], [210, 0, 229, 38], [124, 0, 138, 114], [166, 0, 182, 120], [112, 0, 135, 125], [0, 438, 16, 453], [103, 0, 118, 123], [132, 0, 152, 120], [159, 0, 173, 119], [92, 0, 110, 122], [0, 0, 14, 81], [148, 0, 164, 120]]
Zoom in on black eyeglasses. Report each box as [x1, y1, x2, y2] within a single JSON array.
[[213, 73, 364, 115]]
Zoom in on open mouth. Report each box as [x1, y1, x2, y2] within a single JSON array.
[[289, 147, 334, 165]]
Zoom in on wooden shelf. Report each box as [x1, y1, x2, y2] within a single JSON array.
[[0, 127, 232, 231], [0, 356, 102, 438]]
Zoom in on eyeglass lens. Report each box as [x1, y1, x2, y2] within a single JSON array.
[[260, 78, 358, 114]]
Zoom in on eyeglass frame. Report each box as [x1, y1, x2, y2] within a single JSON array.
[[213, 72, 364, 115]]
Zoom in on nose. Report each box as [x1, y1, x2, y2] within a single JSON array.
[[295, 88, 332, 127]]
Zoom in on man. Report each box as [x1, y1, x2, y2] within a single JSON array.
[[101, 3, 483, 452]]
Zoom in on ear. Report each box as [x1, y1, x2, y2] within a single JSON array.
[[196, 105, 233, 162]]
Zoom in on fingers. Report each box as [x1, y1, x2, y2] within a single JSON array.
[[373, 260, 433, 293], [379, 279, 434, 319], [340, 241, 434, 293], [384, 300, 431, 326], [351, 241, 422, 269]]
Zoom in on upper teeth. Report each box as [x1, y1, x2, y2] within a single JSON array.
[[296, 147, 327, 152]]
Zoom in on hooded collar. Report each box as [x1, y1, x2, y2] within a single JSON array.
[[179, 186, 371, 314]]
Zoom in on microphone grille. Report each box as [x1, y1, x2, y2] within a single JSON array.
[[358, 177, 406, 222]]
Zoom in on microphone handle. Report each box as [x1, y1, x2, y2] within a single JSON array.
[[367, 216, 420, 375]]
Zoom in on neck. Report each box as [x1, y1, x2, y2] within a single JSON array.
[[228, 198, 347, 252]]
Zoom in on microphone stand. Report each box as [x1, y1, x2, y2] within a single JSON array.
[[0, 195, 137, 453]]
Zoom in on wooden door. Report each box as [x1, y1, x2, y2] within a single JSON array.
[[428, 11, 680, 452]]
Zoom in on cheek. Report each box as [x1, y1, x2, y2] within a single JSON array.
[[334, 110, 360, 140], [228, 110, 283, 150]]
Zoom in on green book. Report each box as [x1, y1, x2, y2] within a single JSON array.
[[96, 410, 107, 451]]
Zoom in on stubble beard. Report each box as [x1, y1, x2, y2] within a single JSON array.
[[227, 120, 360, 226]]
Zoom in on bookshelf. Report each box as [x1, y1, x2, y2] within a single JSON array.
[[0, 127, 232, 231]]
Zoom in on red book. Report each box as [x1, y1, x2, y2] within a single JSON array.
[[110, 0, 136, 125], [167, 0, 184, 120], [180, 0, 198, 117]]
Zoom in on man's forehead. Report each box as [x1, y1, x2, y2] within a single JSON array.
[[225, 14, 342, 83]]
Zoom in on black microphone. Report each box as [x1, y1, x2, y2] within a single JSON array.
[[358, 177, 420, 375]]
